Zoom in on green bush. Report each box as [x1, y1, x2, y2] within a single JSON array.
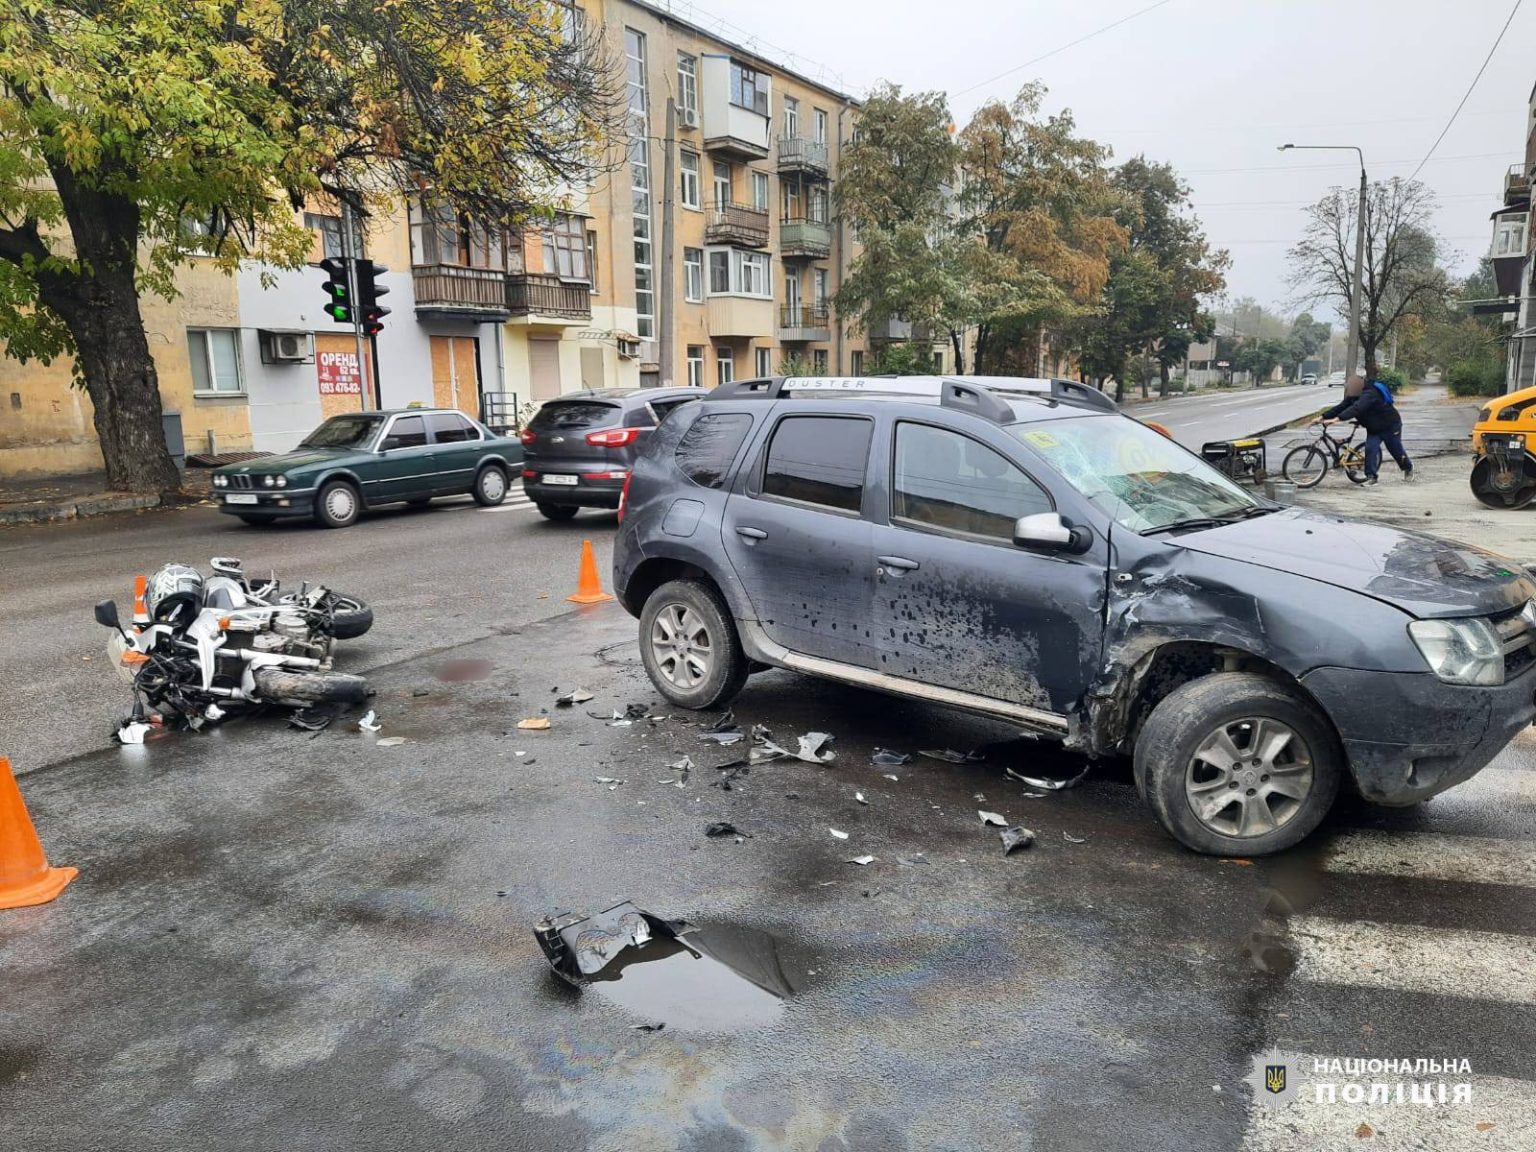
[[1446, 358, 1506, 397], [1373, 365, 1407, 394]]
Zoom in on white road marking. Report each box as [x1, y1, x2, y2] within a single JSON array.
[[1325, 831, 1536, 889], [1287, 917, 1536, 1005], [1243, 1050, 1536, 1152]]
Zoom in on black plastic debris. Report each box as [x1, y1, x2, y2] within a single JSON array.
[[534, 901, 693, 985], [896, 854, 932, 867], [624, 703, 650, 721], [705, 710, 737, 733], [713, 763, 750, 790], [704, 821, 740, 838], [1001, 827, 1036, 855], [919, 748, 984, 764], [1011, 765, 1093, 791], [632, 1023, 666, 1033], [555, 688, 595, 707], [871, 749, 910, 767], [288, 704, 344, 732]]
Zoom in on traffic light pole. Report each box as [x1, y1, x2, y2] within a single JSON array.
[[342, 203, 374, 410]]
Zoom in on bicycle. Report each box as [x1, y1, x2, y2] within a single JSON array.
[[1280, 422, 1368, 489]]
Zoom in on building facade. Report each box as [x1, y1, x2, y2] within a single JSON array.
[[1489, 81, 1536, 394]]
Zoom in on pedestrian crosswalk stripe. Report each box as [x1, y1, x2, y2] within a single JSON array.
[[1243, 1049, 1536, 1152], [1325, 830, 1536, 889], [1288, 916, 1536, 1005]]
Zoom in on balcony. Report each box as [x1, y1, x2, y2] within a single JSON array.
[[778, 137, 829, 178], [1505, 162, 1531, 206], [706, 295, 774, 338], [707, 202, 771, 248], [701, 57, 771, 160], [506, 273, 591, 325], [412, 264, 511, 321], [778, 304, 831, 343], [866, 316, 913, 343], [780, 217, 832, 259]]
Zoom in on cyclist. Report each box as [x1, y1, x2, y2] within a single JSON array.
[[1320, 374, 1413, 484]]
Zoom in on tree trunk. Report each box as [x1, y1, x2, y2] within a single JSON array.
[[949, 328, 966, 374], [39, 265, 181, 495], [974, 324, 990, 374], [1158, 361, 1171, 398]]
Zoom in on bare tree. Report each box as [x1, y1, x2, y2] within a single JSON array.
[[1287, 178, 1447, 377]]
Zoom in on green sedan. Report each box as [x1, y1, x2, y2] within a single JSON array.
[[212, 409, 525, 529]]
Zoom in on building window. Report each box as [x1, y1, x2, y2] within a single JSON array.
[[680, 151, 700, 209], [187, 329, 243, 395], [1493, 212, 1527, 257], [813, 348, 828, 374], [784, 182, 801, 219], [813, 108, 828, 144], [677, 53, 697, 121], [713, 160, 732, 208], [684, 247, 704, 302], [751, 171, 770, 212], [783, 96, 799, 140], [706, 247, 772, 297], [813, 268, 829, 306], [932, 350, 945, 371], [305, 212, 344, 259], [730, 61, 769, 117], [717, 347, 735, 386], [586, 230, 599, 293], [686, 345, 705, 389], [851, 350, 864, 375], [810, 186, 829, 223], [553, 0, 583, 42], [755, 347, 772, 377], [626, 29, 654, 340], [542, 213, 589, 281]]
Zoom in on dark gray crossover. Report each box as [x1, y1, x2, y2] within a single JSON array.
[[520, 387, 704, 520], [613, 375, 1536, 855]]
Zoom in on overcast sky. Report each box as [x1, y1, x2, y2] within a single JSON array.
[[675, 0, 1532, 326]]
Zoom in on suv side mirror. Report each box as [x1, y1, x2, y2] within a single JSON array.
[[94, 598, 122, 630], [1013, 512, 1090, 554]]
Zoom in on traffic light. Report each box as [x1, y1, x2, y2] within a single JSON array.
[[356, 261, 391, 337], [319, 257, 352, 324]]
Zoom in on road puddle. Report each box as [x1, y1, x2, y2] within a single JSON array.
[[586, 924, 803, 1033]]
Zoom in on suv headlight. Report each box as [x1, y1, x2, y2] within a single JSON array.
[[1409, 618, 1503, 685]]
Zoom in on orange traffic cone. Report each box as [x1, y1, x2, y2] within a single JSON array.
[[0, 757, 77, 910], [567, 539, 614, 605], [131, 574, 150, 629]]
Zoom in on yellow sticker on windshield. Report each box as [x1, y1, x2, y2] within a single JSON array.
[[1022, 431, 1059, 449]]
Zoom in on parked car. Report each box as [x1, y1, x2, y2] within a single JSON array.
[[520, 387, 705, 520], [212, 409, 523, 529], [613, 374, 1536, 856]]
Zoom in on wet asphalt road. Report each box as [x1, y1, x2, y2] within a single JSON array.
[[3, 604, 1535, 1151]]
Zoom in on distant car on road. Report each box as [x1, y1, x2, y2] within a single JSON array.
[[212, 409, 523, 529], [1300, 374, 1319, 386], [520, 387, 705, 520], [1324, 371, 1347, 387], [614, 373, 1536, 856]]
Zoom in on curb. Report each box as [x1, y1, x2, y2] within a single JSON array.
[[0, 492, 160, 527]]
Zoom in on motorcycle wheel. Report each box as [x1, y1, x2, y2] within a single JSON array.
[[327, 593, 374, 640], [254, 668, 371, 707]]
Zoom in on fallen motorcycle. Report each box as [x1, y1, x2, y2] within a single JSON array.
[[95, 557, 373, 738]]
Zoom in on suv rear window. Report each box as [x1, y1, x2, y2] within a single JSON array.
[[675, 413, 753, 488], [761, 415, 872, 513], [530, 402, 620, 431]]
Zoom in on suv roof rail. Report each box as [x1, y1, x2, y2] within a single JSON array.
[[705, 375, 1117, 421]]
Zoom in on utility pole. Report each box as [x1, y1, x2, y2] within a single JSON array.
[[1279, 144, 1366, 379], [658, 97, 677, 387]]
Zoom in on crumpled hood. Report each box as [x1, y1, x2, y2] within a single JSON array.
[[1175, 507, 1536, 618], [220, 448, 348, 474]]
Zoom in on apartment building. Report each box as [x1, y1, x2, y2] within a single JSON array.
[[1488, 81, 1536, 394]]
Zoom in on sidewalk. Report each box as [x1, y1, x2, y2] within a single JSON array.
[[0, 471, 162, 527]]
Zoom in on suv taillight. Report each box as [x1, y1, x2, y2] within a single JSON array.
[[519, 428, 536, 445], [617, 473, 634, 523], [586, 427, 642, 447]]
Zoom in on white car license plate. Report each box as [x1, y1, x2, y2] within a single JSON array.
[[224, 493, 259, 505], [543, 474, 578, 486]]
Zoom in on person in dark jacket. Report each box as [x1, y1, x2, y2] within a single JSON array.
[[1321, 375, 1413, 484]]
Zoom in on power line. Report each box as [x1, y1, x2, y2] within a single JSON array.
[[1181, 149, 1520, 176], [1407, 0, 1524, 182], [952, 0, 1175, 98]]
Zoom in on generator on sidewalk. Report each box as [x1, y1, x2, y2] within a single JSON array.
[[1200, 437, 1268, 486]]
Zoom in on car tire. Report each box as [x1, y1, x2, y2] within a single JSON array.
[[314, 480, 361, 529], [237, 514, 277, 526], [536, 502, 579, 521], [473, 465, 509, 506], [639, 579, 750, 710], [1134, 672, 1341, 856]]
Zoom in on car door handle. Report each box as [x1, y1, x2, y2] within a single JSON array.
[[878, 555, 920, 572], [735, 526, 768, 540]]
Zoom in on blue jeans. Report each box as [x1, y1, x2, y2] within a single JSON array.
[[1365, 429, 1411, 477]]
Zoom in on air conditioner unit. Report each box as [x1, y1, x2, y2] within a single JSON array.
[[679, 107, 699, 129], [260, 330, 315, 364], [616, 336, 641, 359]]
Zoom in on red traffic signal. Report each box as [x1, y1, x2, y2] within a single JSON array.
[[356, 261, 391, 337]]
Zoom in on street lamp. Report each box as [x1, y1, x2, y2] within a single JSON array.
[[1279, 143, 1368, 379]]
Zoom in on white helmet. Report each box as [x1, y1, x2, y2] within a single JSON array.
[[146, 562, 204, 625]]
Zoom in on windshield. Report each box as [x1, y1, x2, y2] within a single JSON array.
[[300, 415, 384, 450], [1010, 416, 1260, 533]]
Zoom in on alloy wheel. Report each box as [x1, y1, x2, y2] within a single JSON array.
[[648, 603, 713, 689], [1184, 717, 1314, 839]]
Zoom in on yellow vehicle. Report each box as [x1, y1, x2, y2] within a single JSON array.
[[1471, 384, 1536, 508]]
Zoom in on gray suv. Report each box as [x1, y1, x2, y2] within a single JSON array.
[[520, 387, 704, 520], [613, 375, 1536, 855]]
